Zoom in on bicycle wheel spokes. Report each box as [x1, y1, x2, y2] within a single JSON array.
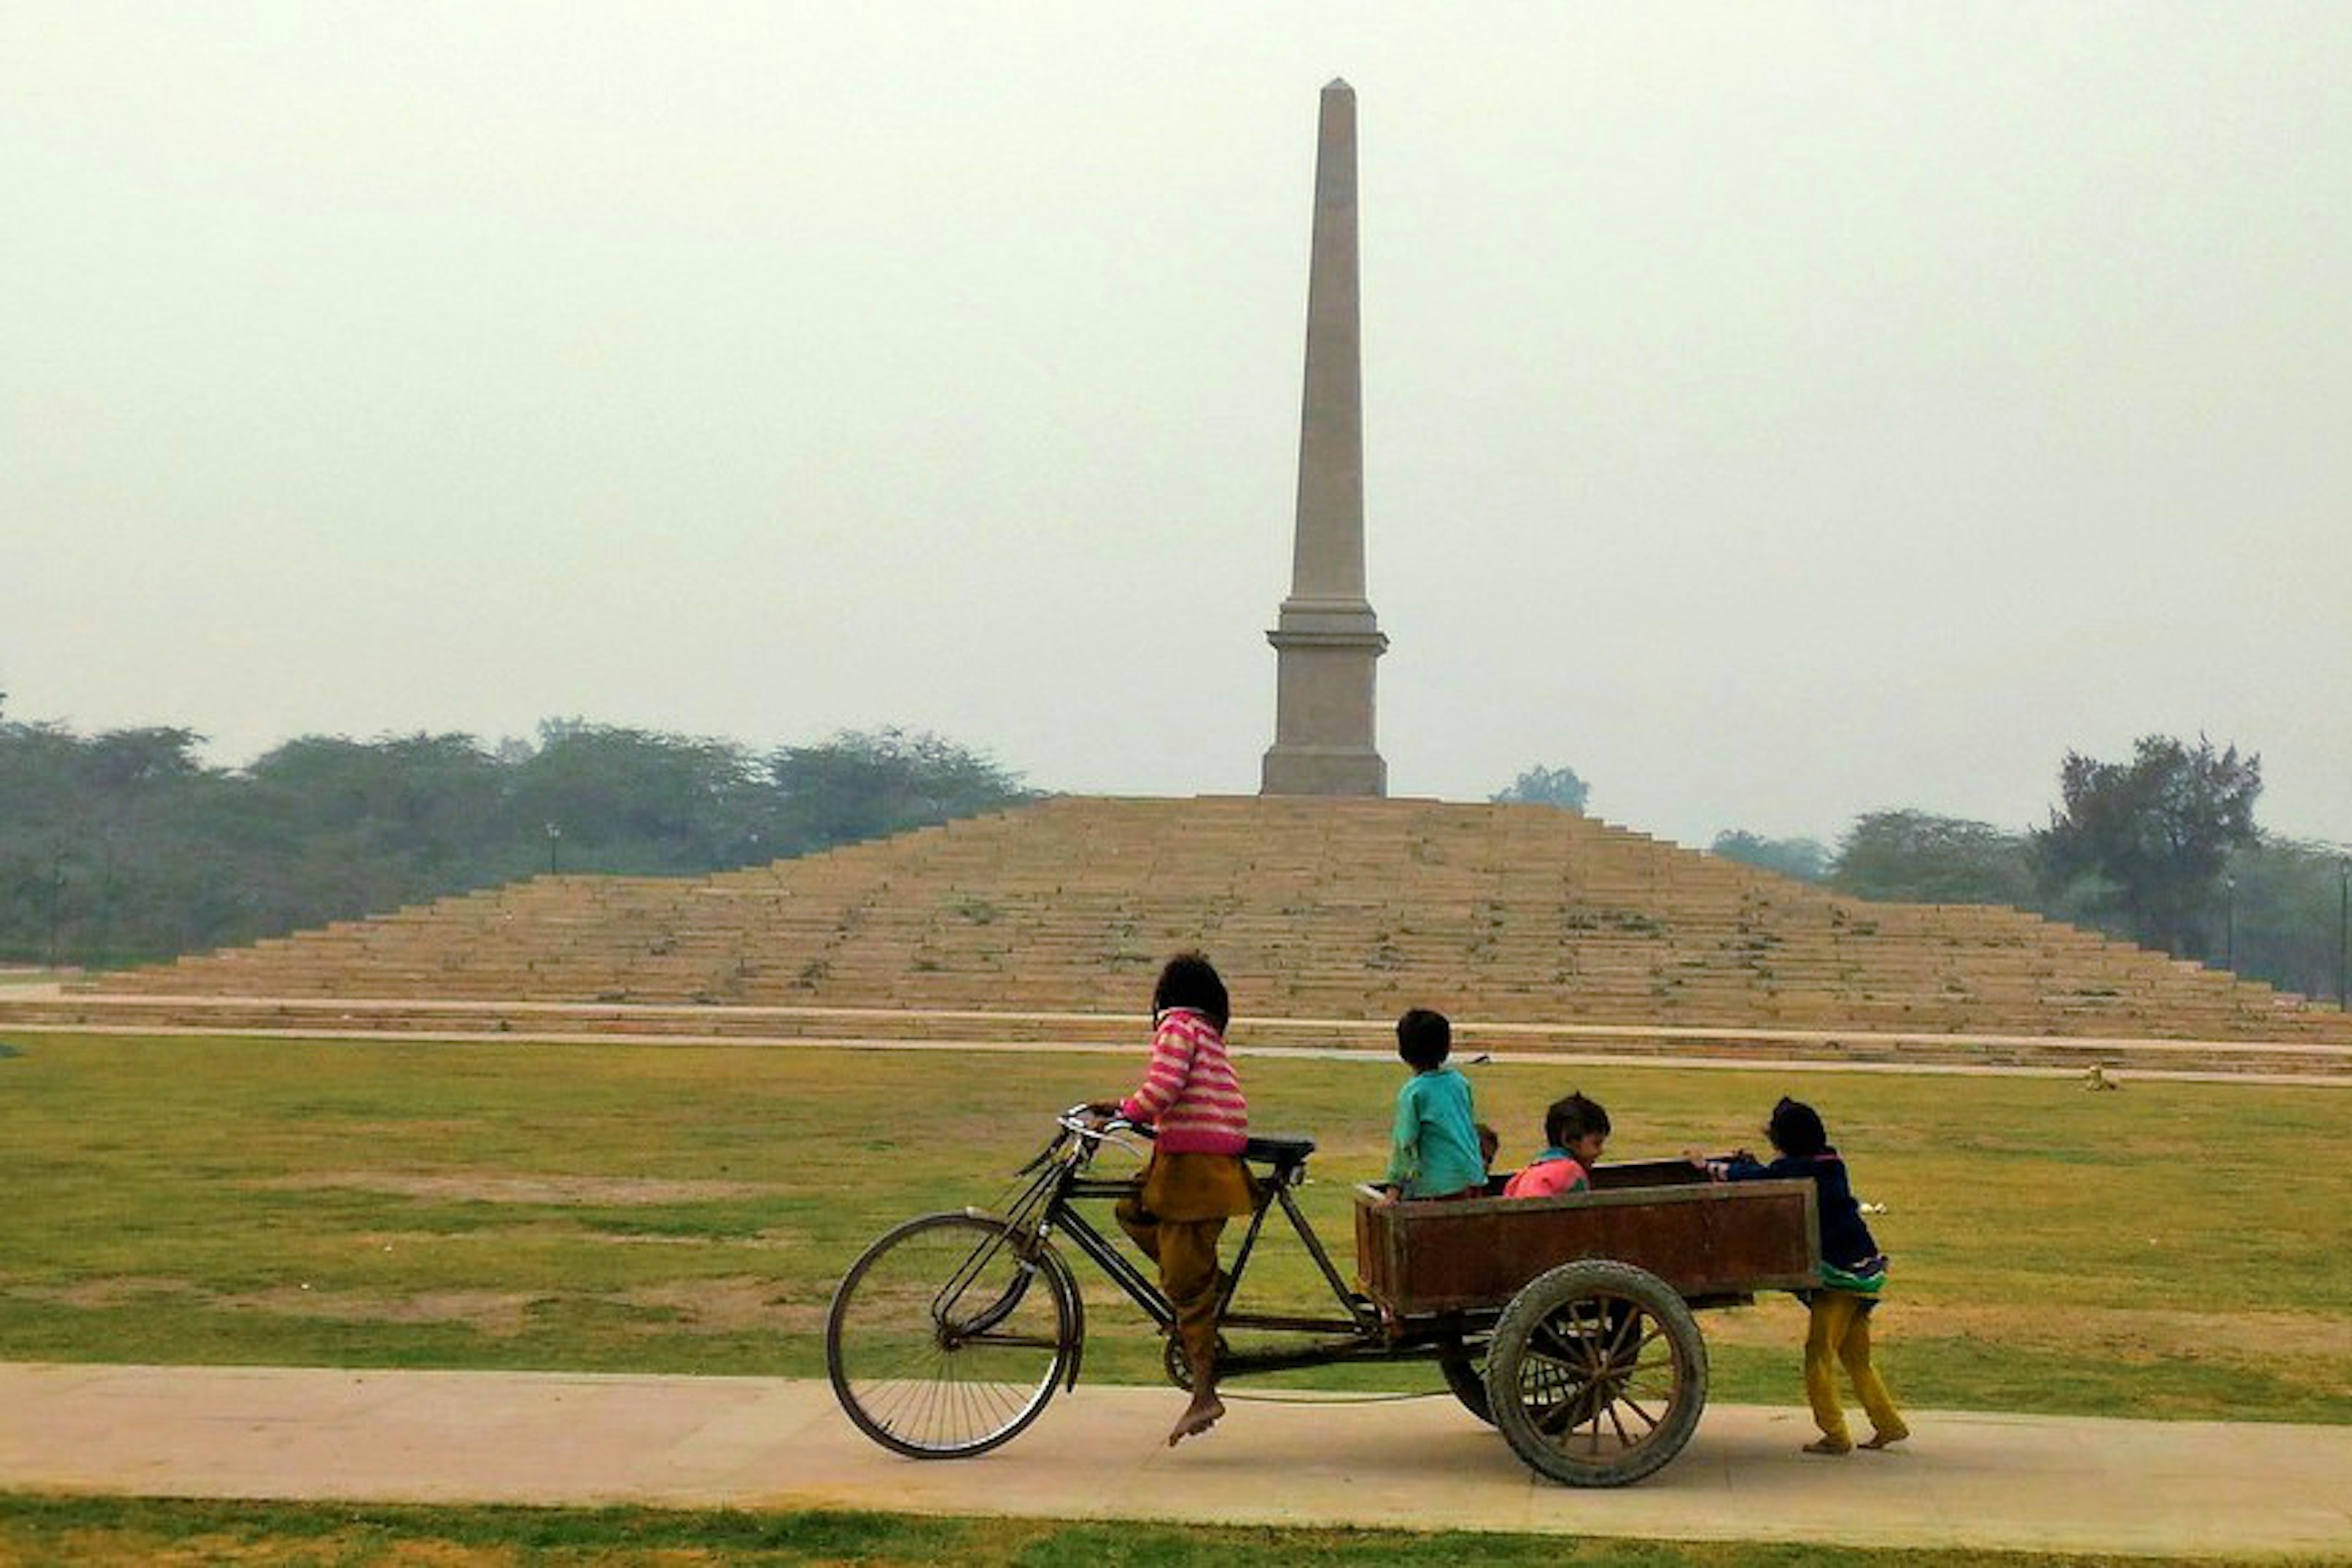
[[827, 1213, 1074, 1459]]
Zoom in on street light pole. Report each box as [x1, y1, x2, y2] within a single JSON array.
[[2339, 856, 2349, 1009], [45, 849, 62, 969]]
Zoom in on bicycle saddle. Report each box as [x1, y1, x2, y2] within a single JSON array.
[[1243, 1134, 1316, 1169]]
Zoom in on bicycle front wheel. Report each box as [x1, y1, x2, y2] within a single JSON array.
[[825, 1211, 1077, 1459]]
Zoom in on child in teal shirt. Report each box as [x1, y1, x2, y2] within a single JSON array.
[[1383, 1008, 1485, 1200]]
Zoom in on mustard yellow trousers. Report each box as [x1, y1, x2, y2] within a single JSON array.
[[1804, 1291, 1907, 1447], [1114, 1152, 1252, 1370]]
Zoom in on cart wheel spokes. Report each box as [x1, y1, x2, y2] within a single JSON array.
[[826, 1212, 1077, 1460], [1487, 1259, 1707, 1487]]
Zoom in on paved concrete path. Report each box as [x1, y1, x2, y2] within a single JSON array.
[[4, 1364, 2348, 1558]]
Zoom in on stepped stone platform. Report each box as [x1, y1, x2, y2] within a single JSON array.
[[12, 796, 2350, 1076]]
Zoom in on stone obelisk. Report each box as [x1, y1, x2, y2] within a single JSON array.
[[1261, 79, 1388, 797]]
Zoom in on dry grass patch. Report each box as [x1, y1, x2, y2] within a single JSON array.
[[1702, 1301, 2352, 1362], [12, 1278, 545, 1335], [36, 1276, 196, 1309], [615, 1279, 816, 1335], [252, 1171, 779, 1204], [12, 1273, 818, 1340], [354, 1225, 797, 1250], [217, 1286, 546, 1333]]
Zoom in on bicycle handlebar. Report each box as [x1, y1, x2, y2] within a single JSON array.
[[1054, 1102, 1147, 1137], [1010, 1104, 1154, 1176]]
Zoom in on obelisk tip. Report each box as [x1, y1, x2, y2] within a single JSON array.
[[1324, 77, 1352, 94]]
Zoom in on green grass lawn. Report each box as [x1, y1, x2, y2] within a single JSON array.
[[9, 1495, 2329, 1568], [2, 1032, 2349, 1422]]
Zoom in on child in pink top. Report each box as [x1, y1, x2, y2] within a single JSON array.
[[1502, 1091, 1611, 1199], [1090, 952, 1253, 1447]]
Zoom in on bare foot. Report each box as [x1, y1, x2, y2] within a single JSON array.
[[1860, 1428, 1909, 1450], [1802, 1436, 1853, 1455], [1166, 1390, 1226, 1447]]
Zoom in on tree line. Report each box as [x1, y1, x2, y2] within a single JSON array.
[[10, 703, 2343, 1006], [0, 705, 1031, 968], [1682, 736, 2347, 1004]]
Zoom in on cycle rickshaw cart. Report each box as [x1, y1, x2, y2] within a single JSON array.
[[826, 1109, 1820, 1487]]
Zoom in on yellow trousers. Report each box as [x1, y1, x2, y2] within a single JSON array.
[[1114, 1152, 1252, 1371], [1804, 1291, 1907, 1447], [1114, 1203, 1226, 1366]]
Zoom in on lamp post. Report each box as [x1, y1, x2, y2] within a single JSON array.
[[546, 821, 562, 876], [45, 849, 63, 970], [2223, 873, 2236, 972], [2338, 855, 2349, 1009]]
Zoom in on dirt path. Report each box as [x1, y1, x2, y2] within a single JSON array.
[[4, 1363, 2347, 1558]]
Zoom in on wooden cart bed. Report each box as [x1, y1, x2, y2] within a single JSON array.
[[1352, 1158, 1820, 1316]]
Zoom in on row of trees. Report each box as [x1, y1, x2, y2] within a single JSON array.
[[1758, 809, 2350, 1003], [1500, 737, 2345, 1001], [1697, 737, 2346, 1002], [9, 704, 2340, 1001], [0, 705, 1032, 967]]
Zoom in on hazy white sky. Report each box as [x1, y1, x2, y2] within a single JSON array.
[[5, 3, 2348, 851]]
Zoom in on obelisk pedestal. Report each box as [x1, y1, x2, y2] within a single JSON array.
[[1262, 79, 1387, 797]]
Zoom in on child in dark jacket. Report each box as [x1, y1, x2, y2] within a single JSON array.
[[1687, 1097, 1908, 1455]]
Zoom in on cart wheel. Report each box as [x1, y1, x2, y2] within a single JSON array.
[[826, 1212, 1077, 1459], [1438, 1343, 1494, 1425], [1485, 1259, 1707, 1487]]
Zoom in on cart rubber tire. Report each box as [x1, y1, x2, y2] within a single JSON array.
[[1438, 1344, 1494, 1425], [826, 1211, 1077, 1460], [1485, 1258, 1707, 1487]]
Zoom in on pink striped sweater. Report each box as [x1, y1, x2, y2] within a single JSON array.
[[1119, 1007, 1248, 1155]]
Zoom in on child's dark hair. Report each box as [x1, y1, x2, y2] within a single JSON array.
[[1153, 952, 1229, 1031], [1766, 1096, 1828, 1157], [1544, 1091, 1611, 1150], [1395, 1008, 1452, 1071]]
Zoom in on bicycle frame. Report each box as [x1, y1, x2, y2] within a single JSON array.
[[991, 1110, 1478, 1381]]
